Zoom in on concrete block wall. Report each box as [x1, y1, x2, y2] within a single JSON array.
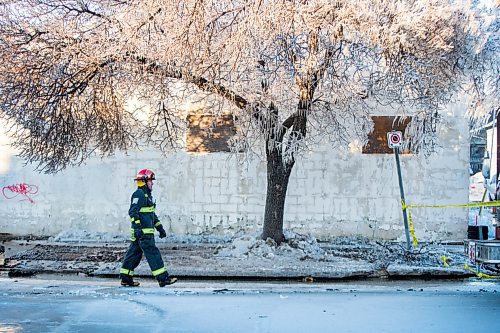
[[0, 103, 470, 241]]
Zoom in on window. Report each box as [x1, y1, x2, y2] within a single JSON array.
[[186, 113, 236, 153], [362, 116, 412, 154]]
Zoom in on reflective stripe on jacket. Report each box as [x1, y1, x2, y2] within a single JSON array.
[[128, 186, 159, 231]]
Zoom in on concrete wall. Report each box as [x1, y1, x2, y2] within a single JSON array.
[[0, 104, 470, 241]]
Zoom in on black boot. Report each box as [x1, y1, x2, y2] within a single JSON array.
[[120, 274, 140, 287], [157, 273, 177, 287]]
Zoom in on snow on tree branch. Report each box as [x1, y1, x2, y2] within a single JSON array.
[[0, 0, 496, 171]]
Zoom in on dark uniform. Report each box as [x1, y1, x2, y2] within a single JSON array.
[[120, 184, 175, 286]]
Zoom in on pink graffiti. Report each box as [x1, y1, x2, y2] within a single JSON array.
[[2, 183, 38, 204]]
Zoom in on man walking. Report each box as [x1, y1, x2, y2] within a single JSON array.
[[119, 168, 177, 287]]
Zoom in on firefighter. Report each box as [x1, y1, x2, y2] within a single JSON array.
[[119, 168, 177, 287]]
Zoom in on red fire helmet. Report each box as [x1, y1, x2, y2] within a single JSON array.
[[134, 169, 156, 181]]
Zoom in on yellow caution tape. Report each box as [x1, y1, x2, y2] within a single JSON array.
[[407, 208, 418, 248], [401, 199, 419, 248], [399, 200, 500, 250], [402, 200, 500, 210], [440, 256, 450, 267], [463, 264, 500, 279]]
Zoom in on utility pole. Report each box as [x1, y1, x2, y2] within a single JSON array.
[[388, 131, 411, 250], [394, 147, 412, 250]]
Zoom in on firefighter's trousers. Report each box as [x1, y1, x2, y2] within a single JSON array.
[[120, 234, 167, 279]]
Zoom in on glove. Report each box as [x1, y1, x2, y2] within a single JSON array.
[[157, 225, 167, 239], [134, 228, 144, 239]]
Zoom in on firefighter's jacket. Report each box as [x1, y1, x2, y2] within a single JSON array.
[[128, 185, 161, 239]]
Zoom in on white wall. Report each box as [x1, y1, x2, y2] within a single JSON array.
[[0, 104, 470, 241]]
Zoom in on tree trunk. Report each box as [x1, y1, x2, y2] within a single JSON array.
[[261, 107, 307, 244], [262, 146, 292, 244]]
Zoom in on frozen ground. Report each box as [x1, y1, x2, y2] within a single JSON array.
[[0, 276, 498, 333], [1, 230, 482, 280]]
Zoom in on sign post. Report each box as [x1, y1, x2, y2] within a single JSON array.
[[388, 131, 411, 250]]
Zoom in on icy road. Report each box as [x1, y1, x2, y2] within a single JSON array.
[[0, 276, 498, 333]]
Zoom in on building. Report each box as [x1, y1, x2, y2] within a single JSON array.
[[0, 103, 470, 242]]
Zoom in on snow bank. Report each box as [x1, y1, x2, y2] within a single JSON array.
[[214, 230, 467, 270], [47, 229, 467, 270], [215, 230, 326, 260], [49, 229, 232, 244], [49, 230, 128, 243]]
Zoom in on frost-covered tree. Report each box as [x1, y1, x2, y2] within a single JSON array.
[[0, 0, 497, 243]]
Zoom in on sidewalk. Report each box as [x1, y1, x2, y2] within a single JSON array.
[[0, 236, 475, 280]]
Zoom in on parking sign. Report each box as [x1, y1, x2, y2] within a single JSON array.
[[387, 131, 403, 148]]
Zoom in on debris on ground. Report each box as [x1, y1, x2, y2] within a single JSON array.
[[1, 229, 473, 279]]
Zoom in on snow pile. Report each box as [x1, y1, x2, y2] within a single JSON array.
[[329, 235, 374, 246], [161, 233, 233, 244], [330, 240, 467, 267], [214, 230, 326, 260], [47, 229, 468, 270], [212, 230, 466, 268], [49, 230, 127, 243], [49, 229, 233, 244]]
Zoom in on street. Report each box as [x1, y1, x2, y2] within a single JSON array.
[[0, 276, 498, 333]]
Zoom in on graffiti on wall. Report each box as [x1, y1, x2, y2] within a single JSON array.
[[2, 183, 38, 204]]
